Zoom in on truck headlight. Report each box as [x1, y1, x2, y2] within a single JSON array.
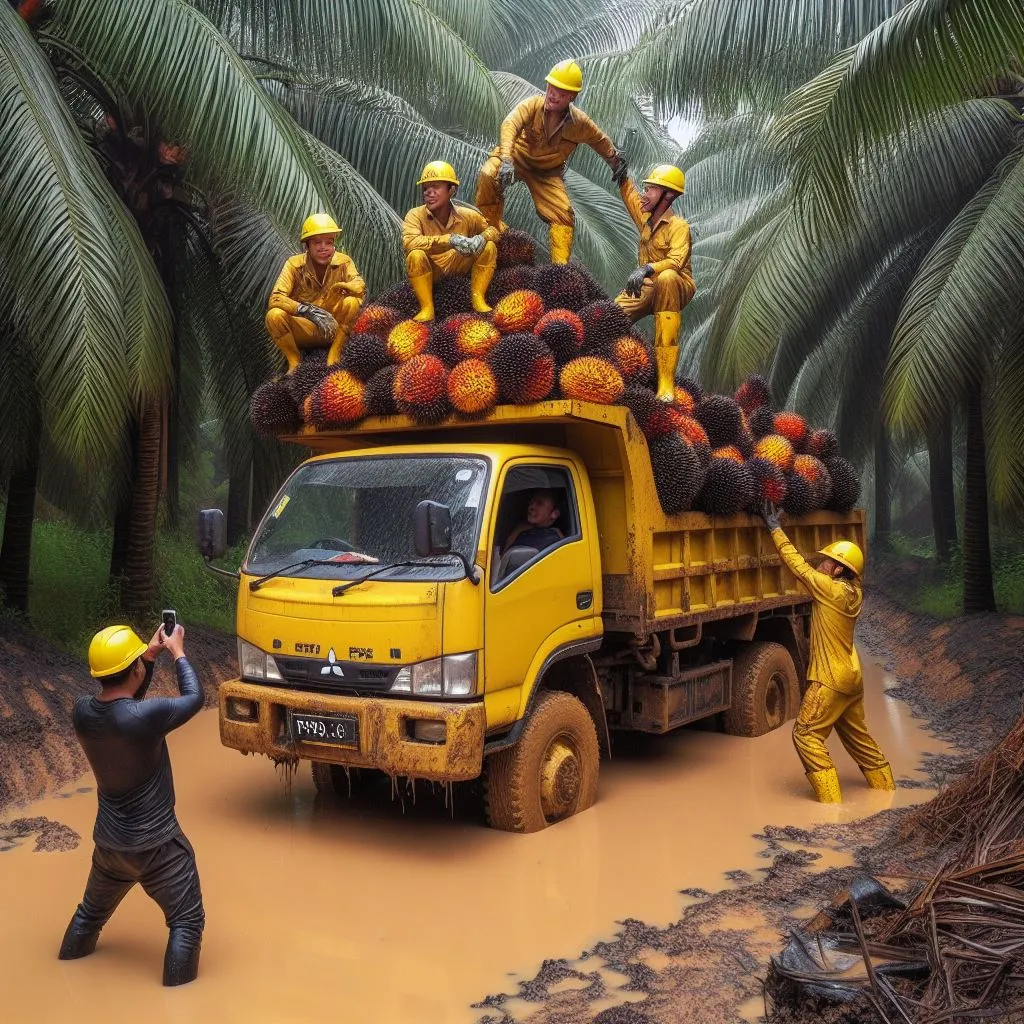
[[390, 652, 478, 697], [238, 638, 284, 684]]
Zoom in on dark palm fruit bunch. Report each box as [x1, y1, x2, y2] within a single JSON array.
[[352, 304, 400, 339], [448, 359, 499, 416], [694, 394, 744, 448], [428, 313, 476, 368], [695, 457, 755, 515], [748, 405, 776, 440], [754, 433, 795, 473], [493, 289, 546, 333], [578, 300, 633, 350], [734, 374, 771, 415], [609, 335, 656, 389], [393, 354, 451, 423], [619, 386, 663, 433], [488, 334, 556, 404], [534, 263, 591, 312], [824, 456, 860, 513], [488, 264, 538, 305], [386, 319, 432, 364], [559, 355, 625, 405], [339, 333, 391, 381], [735, 429, 755, 459], [747, 456, 788, 506], [807, 428, 839, 461], [251, 377, 300, 436], [285, 348, 330, 405], [773, 411, 809, 452], [676, 415, 711, 457], [649, 434, 705, 515], [311, 370, 367, 427], [433, 274, 473, 321], [567, 260, 608, 302], [678, 376, 705, 403], [793, 454, 833, 507], [496, 228, 537, 268], [373, 280, 419, 319], [782, 472, 816, 517], [534, 309, 585, 363], [364, 365, 398, 417], [642, 402, 690, 440]]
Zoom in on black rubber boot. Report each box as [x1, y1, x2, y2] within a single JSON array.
[[58, 922, 99, 960], [162, 927, 201, 986]]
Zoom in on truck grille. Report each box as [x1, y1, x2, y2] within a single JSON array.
[[272, 656, 399, 695]]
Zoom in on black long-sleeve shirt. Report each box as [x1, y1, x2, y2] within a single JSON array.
[[72, 657, 203, 851]]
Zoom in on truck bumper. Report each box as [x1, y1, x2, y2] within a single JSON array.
[[219, 680, 486, 782]]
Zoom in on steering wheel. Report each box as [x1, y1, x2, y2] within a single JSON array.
[[310, 537, 355, 552]]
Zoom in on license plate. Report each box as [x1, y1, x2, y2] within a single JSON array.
[[289, 712, 359, 747]]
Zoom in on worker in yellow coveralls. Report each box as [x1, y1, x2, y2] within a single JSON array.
[[614, 164, 695, 402], [403, 161, 499, 322], [265, 214, 365, 372], [475, 60, 626, 264], [760, 503, 895, 803]]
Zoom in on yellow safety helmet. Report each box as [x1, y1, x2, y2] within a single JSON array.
[[818, 540, 864, 578], [545, 60, 583, 93], [88, 625, 147, 679], [300, 213, 341, 241], [643, 164, 686, 195], [416, 160, 460, 187]]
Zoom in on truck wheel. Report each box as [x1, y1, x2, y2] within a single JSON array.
[[484, 690, 600, 833], [722, 641, 797, 737], [310, 760, 362, 797]]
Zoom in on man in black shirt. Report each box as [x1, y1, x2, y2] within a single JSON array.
[[503, 488, 565, 554], [58, 621, 206, 986]]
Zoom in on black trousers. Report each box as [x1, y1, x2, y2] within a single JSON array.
[[68, 834, 204, 946]]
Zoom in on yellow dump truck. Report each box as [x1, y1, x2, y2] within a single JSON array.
[[198, 401, 864, 831]]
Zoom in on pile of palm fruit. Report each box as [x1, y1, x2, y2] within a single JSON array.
[[251, 229, 860, 517]]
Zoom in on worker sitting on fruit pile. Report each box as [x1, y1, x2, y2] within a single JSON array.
[[502, 489, 564, 554], [760, 502, 895, 803], [475, 60, 626, 264], [403, 161, 498, 322], [614, 164, 695, 402], [265, 214, 365, 373]]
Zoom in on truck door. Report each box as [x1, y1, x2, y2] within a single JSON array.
[[483, 462, 599, 723]]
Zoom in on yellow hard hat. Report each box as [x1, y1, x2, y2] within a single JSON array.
[[545, 60, 583, 93], [818, 540, 864, 578], [643, 164, 686, 195], [417, 160, 460, 186], [88, 625, 147, 679], [300, 213, 341, 241]]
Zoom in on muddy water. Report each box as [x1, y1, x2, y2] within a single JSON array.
[[1, 662, 948, 1023]]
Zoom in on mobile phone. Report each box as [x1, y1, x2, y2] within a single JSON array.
[[162, 609, 177, 638]]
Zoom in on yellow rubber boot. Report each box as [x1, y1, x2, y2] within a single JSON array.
[[862, 763, 895, 790], [470, 242, 497, 314], [409, 270, 435, 323], [807, 768, 842, 803], [275, 328, 302, 375], [549, 224, 574, 265], [654, 346, 679, 402], [326, 296, 362, 366]]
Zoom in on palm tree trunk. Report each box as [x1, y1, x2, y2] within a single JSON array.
[[0, 434, 40, 614], [962, 387, 995, 614], [226, 461, 250, 547], [873, 425, 891, 552], [927, 416, 957, 563], [125, 399, 162, 614]]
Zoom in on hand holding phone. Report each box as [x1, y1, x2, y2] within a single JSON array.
[[162, 609, 177, 638]]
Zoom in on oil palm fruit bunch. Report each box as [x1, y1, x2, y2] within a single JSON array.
[[620, 386, 663, 434], [365, 366, 398, 417], [712, 445, 745, 464], [678, 376, 705, 403], [673, 387, 697, 414], [650, 435, 705, 515], [735, 428, 755, 459], [488, 334, 556, 404], [676, 416, 712, 461], [535, 263, 590, 312], [492, 289, 545, 333], [559, 355, 625, 405], [310, 370, 367, 427], [386, 319, 432, 363], [695, 394, 744, 448], [339, 333, 391, 381], [747, 457, 788, 506], [433, 274, 473, 321], [641, 401, 690, 441], [609, 335, 655, 389], [793, 455, 833, 507], [534, 309, 585, 363], [428, 313, 476, 367], [824, 457, 860, 513], [285, 348, 330, 405], [454, 316, 501, 359], [773, 411, 809, 452], [754, 434, 795, 473], [695, 457, 755, 515], [393, 354, 450, 423], [781, 472, 816, 517], [578, 300, 632, 349], [488, 264, 538, 304], [567, 260, 608, 303], [734, 374, 772, 415], [807, 428, 839, 461], [352, 304, 400, 338], [373, 280, 418, 319], [748, 406, 776, 440], [496, 228, 536, 268], [448, 359, 499, 416], [251, 377, 300, 436]]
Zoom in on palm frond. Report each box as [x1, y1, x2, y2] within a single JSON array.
[[986, 317, 1024, 509]]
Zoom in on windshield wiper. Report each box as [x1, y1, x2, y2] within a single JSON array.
[[333, 554, 479, 596], [249, 559, 346, 592]]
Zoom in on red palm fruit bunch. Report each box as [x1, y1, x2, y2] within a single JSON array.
[[824, 457, 860, 513], [311, 370, 367, 427], [364, 366, 398, 417], [673, 387, 696, 414], [373, 280, 419, 319], [285, 348, 330, 405], [609, 335, 655, 389], [793, 454, 833, 507], [433, 274, 473, 321], [782, 473, 816, 517], [754, 433, 795, 472], [496, 228, 537, 268], [620, 386, 663, 434], [448, 359, 499, 416], [393, 354, 451, 423], [649, 434, 705, 515], [712, 445, 745, 464], [488, 264, 538, 305], [747, 457, 788, 506], [493, 289, 546, 333], [429, 313, 477, 367], [386, 319, 431, 363], [734, 374, 771, 415], [695, 458, 755, 515], [455, 316, 500, 359], [534, 309, 585, 363], [339, 333, 391, 381], [643, 402, 690, 441], [535, 263, 591, 312], [748, 405, 776, 440], [488, 334, 556, 404], [677, 414, 710, 450], [694, 394, 744, 448], [807, 428, 839, 461], [250, 377, 300, 436], [559, 355, 625, 405], [773, 411, 808, 452], [578, 300, 633, 350], [352, 304, 400, 338], [678, 376, 705, 402]]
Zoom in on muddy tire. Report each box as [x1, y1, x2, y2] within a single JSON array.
[[310, 760, 362, 797], [484, 690, 600, 833], [722, 641, 797, 737]]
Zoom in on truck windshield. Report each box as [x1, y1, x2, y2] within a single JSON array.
[[245, 456, 488, 583]]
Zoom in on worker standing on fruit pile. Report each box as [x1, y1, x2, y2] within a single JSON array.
[[760, 502, 895, 803], [475, 60, 626, 264], [404, 161, 499, 322], [614, 164, 694, 402], [265, 214, 365, 373]]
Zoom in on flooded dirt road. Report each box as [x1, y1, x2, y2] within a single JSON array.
[[1, 661, 949, 1023]]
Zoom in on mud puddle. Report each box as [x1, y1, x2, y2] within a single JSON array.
[[0, 662, 949, 1023]]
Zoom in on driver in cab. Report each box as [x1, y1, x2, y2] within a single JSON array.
[[502, 489, 564, 555]]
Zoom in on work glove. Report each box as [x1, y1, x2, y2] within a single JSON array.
[[760, 501, 782, 532], [497, 158, 516, 190], [449, 234, 477, 256], [611, 152, 628, 186], [465, 233, 487, 255], [624, 264, 653, 298], [296, 302, 338, 342]]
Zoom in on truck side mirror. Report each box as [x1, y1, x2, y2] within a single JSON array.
[[413, 500, 452, 557], [197, 509, 227, 560]]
